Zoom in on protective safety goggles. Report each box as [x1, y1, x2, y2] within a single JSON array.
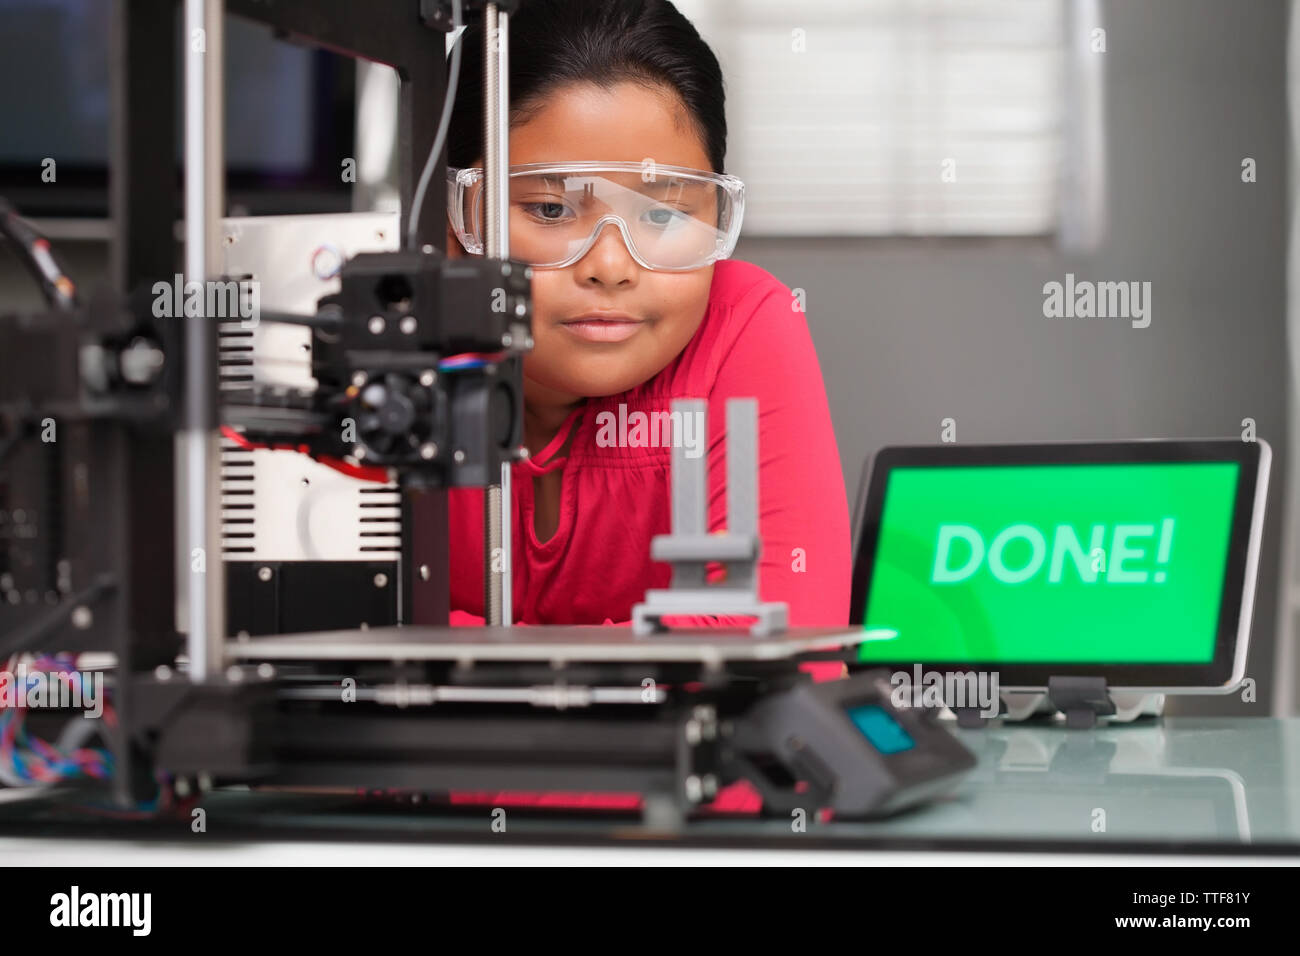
[[446, 162, 745, 272]]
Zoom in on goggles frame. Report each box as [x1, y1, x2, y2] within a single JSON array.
[[446, 161, 745, 272]]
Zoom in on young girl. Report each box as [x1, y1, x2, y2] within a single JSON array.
[[444, 0, 849, 665]]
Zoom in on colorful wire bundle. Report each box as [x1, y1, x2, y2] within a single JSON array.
[[437, 351, 507, 371], [0, 654, 114, 785]]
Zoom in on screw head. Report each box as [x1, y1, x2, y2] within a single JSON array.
[[685, 775, 703, 803], [400, 316, 417, 335], [368, 315, 386, 335], [310, 244, 344, 280], [374, 573, 389, 588], [351, 371, 368, 388], [419, 442, 437, 460], [453, 450, 466, 464], [70, 605, 92, 629], [257, 566, 273, 582], [419, 370, 436, 387], [119, 338, 166, 386]]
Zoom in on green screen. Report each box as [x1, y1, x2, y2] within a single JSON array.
[[859, 462, 1240, 664]]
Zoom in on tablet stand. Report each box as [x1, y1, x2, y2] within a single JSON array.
[[950, 693, 1045, 727], [952, 684, 1166, 728], [1047, 676, 1116, 729]]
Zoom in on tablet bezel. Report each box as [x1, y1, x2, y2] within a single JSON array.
[[848, 439, 1271, 693]]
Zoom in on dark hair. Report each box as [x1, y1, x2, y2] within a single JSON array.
[[447, 0, 727, 173]]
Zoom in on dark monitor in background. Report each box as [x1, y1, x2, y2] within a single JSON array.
[[0, 0, 356, 219]]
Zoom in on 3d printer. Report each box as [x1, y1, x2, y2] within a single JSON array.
[[0, 0, 974, 825]]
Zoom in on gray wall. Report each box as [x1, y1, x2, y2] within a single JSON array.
[[736, 0, 1290, 715]]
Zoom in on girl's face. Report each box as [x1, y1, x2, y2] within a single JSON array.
[[450, 81, 716, 406]]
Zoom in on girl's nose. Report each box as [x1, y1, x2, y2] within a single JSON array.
[[576, 221, 638, 287]]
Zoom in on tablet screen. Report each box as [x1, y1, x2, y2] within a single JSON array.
[[857, 459, 1243, 669]]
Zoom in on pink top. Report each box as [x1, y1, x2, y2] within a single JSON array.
[[445, 258, 852, 812]]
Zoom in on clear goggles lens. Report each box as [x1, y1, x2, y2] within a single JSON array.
[[447, 162, 745, 272]]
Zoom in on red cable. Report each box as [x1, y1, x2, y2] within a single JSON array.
[[220, 425, 393, 483]]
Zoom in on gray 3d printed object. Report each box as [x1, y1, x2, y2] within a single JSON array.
[[632, 398, 788, 637]]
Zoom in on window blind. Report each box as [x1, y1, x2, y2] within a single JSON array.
[[673, 0, 1082, 237]]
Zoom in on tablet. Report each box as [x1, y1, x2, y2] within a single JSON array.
[[849, 439, 1271, 693]]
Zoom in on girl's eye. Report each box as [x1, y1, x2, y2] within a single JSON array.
[[521, 201, 572, 222], [643, 206, 688, 229]]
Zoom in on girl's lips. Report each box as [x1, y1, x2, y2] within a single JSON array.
[[558, 317, 645, 343]]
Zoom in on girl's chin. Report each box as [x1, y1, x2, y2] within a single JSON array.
[[525, 355, 671, 401], [558, 373, 653, 400]]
